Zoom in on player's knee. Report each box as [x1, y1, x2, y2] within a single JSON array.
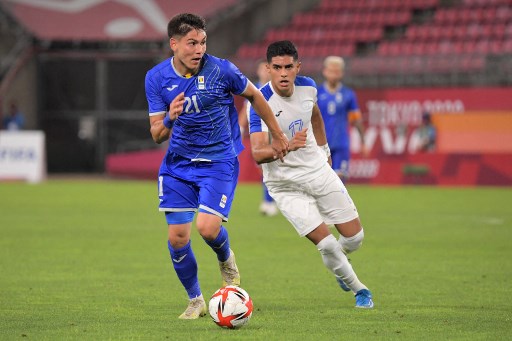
[[316, 234, 339, 255], [338, 228, 364, 254], [168, 237, 189, 250], [317, 234, 349, 274], [196, 211, 223, 240], [196, 222, 220, 240]]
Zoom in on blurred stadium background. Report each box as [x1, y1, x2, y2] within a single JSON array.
[[0, 0, 511, 185]]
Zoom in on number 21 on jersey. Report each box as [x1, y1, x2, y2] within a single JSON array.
[[184, 95, 200, 114]]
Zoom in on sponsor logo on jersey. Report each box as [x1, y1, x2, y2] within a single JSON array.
[[219, 194, 227, 208], [301, 100, 314, 111], [198, 76, 205, 90], [166, 85, 178, 91]]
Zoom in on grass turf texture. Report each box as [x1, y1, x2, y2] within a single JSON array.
[[1, 180, 511, 340]]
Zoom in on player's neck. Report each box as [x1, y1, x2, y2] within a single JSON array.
[[172, 57, 201, 78], [325, 81, 342, 93]]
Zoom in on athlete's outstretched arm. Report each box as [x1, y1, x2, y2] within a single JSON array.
[[149, 93, 185, 144], [241, 83, 289, 161]]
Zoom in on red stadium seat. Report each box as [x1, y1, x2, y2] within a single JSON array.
[[438, 40, 455, 54], [489, 40, 503, 54], [233, 0, 506, 78], [492, 24, 506, 40], [475, 40, 491, 54], [460, 55, 485, 71], [496, 6, 511, 23], [503, 39, 512, 53]]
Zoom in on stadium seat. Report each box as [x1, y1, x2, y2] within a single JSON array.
[[492, 24, 506, 40], [232, 0, 510, 79]]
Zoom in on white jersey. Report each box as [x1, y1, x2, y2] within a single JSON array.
[[248, 76, 327, 186]]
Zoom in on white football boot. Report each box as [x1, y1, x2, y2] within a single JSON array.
[[219, 249, 241, 287], [178, 295, 207, 319]]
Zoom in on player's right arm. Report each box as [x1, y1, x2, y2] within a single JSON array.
[[149, 92, 185, 144], [149, 114, 171, 144]]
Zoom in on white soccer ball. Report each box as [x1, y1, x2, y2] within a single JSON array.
[[208, 285, 253, 329]]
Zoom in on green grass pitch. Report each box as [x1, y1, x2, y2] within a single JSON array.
[[1, 180, 511, 340]]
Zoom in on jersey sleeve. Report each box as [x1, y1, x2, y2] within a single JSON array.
[[145, 70, 167, 115], [248, 83, 274, 134], [248, 104, 268, 134], [347, 89, 360, 112], [222, 59, 249, 95], [296, 76, 318, 103]]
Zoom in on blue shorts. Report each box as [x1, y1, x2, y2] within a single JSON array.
[[330, 147, 350, 176], [158, 152, 239, 222]]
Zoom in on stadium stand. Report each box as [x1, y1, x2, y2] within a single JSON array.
[[232, 0, 512, 87]]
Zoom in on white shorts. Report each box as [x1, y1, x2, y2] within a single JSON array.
[[267, 165, 359, 237]]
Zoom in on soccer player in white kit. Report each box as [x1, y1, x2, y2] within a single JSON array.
[[248, 40, 374, 308]]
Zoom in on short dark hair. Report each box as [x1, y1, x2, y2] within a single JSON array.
[[167, 13, 206, 39], [266, 40, 298, 63]]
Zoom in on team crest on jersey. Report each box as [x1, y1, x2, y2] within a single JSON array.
[[198, 76, 205, 90], [336, 93, 343, 103], [301, 100, 314, 111], [219, 194, 227, 208]]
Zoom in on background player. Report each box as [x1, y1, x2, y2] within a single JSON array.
[[416, 111, 437, 152], [145, 13, 288, 319], [247, 40, 373, 308], [317, 56, 367, 179]]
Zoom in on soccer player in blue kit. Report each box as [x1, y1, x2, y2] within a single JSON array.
[[145, 13, 289, 319], [317, 56, 367, 179]]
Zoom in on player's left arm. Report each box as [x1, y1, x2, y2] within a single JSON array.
[[349, 111, 368, 156], [250, 129, 307, 165], [348, 90, 368, 156], [311, 103, 332, 166]]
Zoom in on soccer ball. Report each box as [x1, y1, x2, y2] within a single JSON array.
[[208, 285, 253, 329]]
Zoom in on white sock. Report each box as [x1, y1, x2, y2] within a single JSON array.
[[317, 234, 367, 293]]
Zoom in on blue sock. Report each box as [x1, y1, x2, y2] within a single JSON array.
[[204, 226, 231, 262], [168, 240, 201, 299]]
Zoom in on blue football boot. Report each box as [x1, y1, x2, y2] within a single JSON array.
[[355, 289, 374, 309]]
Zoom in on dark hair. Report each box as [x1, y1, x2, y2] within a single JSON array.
[[266, 40, 298, 63], [167, 13, 206, 39]]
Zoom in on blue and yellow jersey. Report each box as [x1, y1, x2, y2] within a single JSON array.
[[145, 53, 246, 160]]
